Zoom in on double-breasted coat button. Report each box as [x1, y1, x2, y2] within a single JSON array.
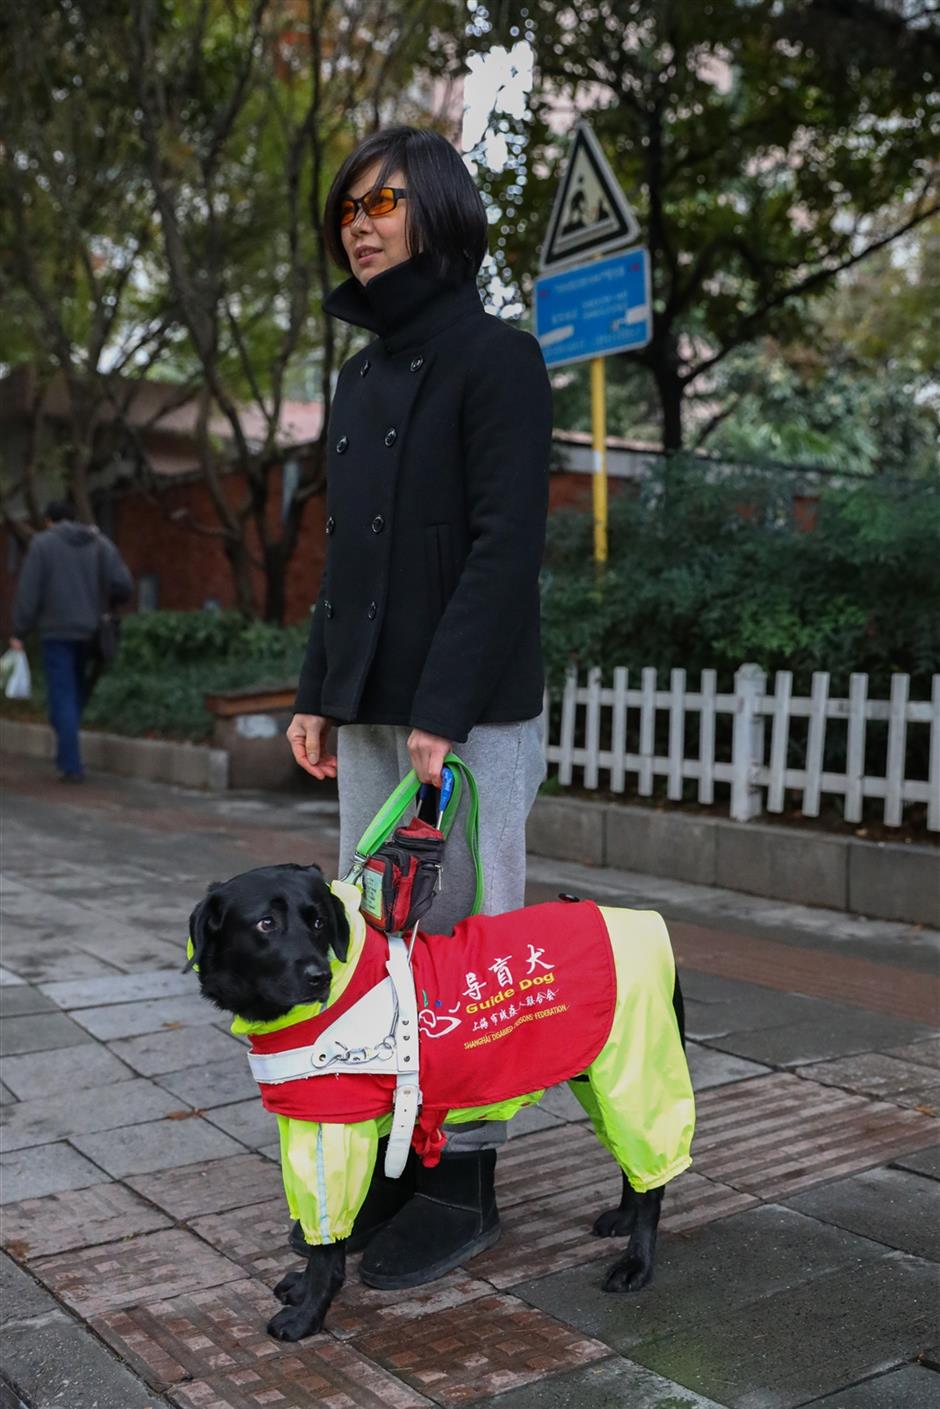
[[360, 360, 371, 377], [410, 356, 424, 373], [326, 516, 335, 535], [384, 428, 397, 447], [336, 435, 349, 454], [368, 602, 377, 620], [371, 515, 385, 534], [325, 600, 334, 619]]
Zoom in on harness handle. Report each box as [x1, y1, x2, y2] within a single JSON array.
[[348, 754, 484, 917]]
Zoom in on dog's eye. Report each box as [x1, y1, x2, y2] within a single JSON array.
[[256, 917, 275, 933], [313, 917, 325, 931]]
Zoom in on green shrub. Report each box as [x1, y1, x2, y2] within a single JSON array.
[[113, 610, 308, 674], [80, 611, 309, 742], [541, 462, 940, 694]]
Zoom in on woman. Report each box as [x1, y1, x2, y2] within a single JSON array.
[[286, 126, 552, 1288]]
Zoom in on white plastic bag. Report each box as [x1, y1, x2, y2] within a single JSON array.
[[1, 647, 31, 700]]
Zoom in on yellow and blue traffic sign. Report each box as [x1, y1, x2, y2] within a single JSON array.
[[534, 246, 651, 369]]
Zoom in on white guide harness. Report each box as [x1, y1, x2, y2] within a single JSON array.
[[246, 934, 420, 1178]]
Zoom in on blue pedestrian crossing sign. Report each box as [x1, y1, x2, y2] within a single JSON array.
[[534, 247, 652, 368]]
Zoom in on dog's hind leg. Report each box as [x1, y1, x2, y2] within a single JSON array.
[[267, 1241, 347, 1341], [603, 1186, 664, 1293], [592, 1172, 638, 1238], [565, 1078, 637, 1238], [673, 970, 686, 1045], [580, 911, 692, 1294]]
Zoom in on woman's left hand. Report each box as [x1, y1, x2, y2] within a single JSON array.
[[407, 729, 452, 787]]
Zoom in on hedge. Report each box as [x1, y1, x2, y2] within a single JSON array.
[[540, 463, 940, 695], [78, 611, 310, 741]]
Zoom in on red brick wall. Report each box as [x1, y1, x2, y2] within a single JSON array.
[[547, 472, 633, 513], [112, 468, 326, 621], [548, 472, 593, 512]]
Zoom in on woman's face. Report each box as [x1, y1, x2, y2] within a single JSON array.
[[340, 161, 411, 285]]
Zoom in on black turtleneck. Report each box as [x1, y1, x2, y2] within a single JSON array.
[[323, 256, 484, 354], [295, 253, 553, 741]]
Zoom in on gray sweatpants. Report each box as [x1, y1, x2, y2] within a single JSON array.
[[337, 716, 546, 1153]]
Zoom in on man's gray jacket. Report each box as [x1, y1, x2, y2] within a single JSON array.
[[12, 523, 133, 641]]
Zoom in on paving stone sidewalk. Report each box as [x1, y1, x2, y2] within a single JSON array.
[[1, 755, 938, 1409]]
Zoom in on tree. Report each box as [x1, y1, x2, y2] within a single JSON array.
[[473, 0, 940, 450], [701, 342, 939, 477], [2, 0, 465, 617], [126, 0, 465, 619], [0, 0, 175, 537], [699, 210, 940, 475], [823, 211, 940, 379]]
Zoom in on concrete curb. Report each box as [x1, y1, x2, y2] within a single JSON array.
[[527, 796, 939, 928], [0, 718, 228, 792]]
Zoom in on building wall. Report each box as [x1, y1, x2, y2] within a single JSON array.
[[547, 470, 633, 513], [0, 466, 328, 633], [113, 467, 328, 621]]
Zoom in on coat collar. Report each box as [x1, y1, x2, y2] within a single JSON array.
[[323, 255, 483, 354]]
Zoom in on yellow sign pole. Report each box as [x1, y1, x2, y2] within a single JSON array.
[[590, 355, 608, 566]]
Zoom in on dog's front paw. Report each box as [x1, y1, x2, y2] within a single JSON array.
[[602, 1253, 653, 1293], [267, 1303, 326, 1341], [592, 1206, 636, 1238], [273, 1269, 306, 1305]]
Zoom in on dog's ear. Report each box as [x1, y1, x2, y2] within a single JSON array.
[[301, 867, 351, 964], [325, 888, 351, 963], [184, 886, 224, 974]]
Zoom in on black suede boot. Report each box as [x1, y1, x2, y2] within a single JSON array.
[[288, 1136, 416, 1258], [359, 1149, 500, 1289]]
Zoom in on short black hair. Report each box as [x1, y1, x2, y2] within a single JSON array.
[[44, 500, 75, 523], [323, 127, 487, 282]]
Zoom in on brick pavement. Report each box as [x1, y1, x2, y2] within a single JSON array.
[[670, 920, 940, 1025], [1, 755, 938, 1408]]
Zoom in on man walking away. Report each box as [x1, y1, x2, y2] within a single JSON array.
[[10, 501, 133, 782]]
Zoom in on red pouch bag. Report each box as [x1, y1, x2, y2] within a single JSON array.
[[359, 817, 445, 933]]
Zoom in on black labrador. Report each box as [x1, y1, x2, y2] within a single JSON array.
[[186, 863, 685, 1341]]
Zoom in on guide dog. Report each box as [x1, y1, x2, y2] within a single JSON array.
[[186, 863, 693, 1341]]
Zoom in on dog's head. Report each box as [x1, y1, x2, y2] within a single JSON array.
[[185, 864, 350, 1022]]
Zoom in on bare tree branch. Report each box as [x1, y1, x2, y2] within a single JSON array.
[[682, 195, 940, 389]]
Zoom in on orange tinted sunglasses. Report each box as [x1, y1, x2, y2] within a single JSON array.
[[339, 186, 408, 226]]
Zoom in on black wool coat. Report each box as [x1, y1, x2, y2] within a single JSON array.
[[294, 257, 553, 744]]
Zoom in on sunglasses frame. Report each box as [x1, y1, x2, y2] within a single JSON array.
[[339, 186, 408, 227]]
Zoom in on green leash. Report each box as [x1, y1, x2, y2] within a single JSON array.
[[348, 753, 484, 917]]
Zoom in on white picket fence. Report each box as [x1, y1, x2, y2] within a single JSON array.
[[543, 664, 940, 831]]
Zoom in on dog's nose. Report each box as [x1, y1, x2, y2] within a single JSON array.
[[303, 964, 329, 995]]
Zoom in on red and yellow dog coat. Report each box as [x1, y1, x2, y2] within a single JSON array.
[[224, 882, 695, 1247]]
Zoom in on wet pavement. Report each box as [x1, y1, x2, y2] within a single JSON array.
[[1, 753, 938, 1409]]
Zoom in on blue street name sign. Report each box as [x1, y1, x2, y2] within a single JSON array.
[[534, 246, 651, 369]]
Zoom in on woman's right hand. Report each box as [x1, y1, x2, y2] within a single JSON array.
[[286, 713, 337, 780]]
